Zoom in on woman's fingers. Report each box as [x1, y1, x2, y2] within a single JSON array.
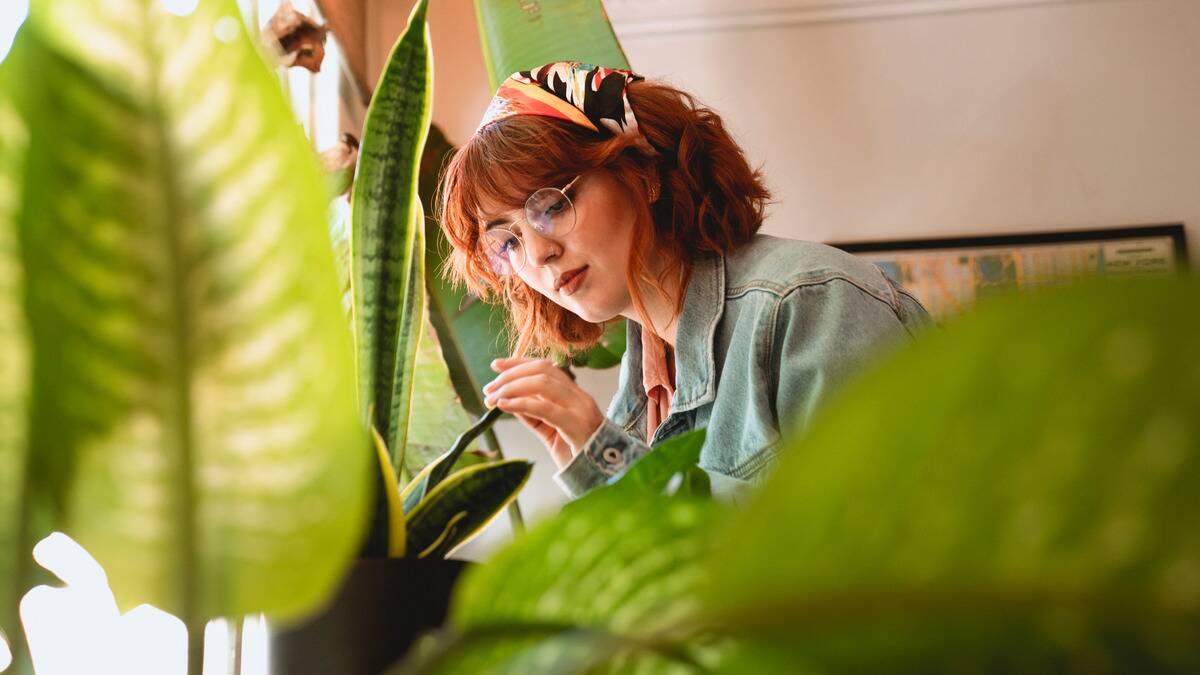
[[490, 356, 535, 372], [483, 373, 557, 408], [494, 396, 564, 427], [483, 358, 567, 398]]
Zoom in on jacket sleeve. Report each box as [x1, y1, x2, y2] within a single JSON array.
[[553, 417, 651, 499], [771, 277, 930, 445]]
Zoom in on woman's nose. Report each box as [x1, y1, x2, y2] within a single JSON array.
[[523, 229, 561, 267]]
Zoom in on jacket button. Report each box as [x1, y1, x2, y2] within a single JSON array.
[[601, 447, 624, 468]]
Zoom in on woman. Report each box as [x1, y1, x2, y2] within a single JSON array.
[[438, 62, 932, 500]]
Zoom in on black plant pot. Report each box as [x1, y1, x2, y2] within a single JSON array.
[[269, 557, 470, 675]]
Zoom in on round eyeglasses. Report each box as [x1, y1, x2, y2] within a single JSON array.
[[481, 175, 581, 276]]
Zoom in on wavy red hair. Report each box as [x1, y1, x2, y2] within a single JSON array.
[[436, 80, 771, 357]]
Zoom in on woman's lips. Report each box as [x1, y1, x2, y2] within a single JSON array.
[[558, 266, 588, 297]]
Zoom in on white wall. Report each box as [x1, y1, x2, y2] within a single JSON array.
[[376, 0, 1200, 556]]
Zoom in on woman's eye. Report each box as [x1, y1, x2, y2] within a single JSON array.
[[502, 235, 521, 252], [545, 199, 566, 215]]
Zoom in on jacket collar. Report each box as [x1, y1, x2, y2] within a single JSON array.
[[610, 251, 725, 427]]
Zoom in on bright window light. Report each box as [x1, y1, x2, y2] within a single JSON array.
[[162, 0, 201, 17], [19, 533, 269, 675], [0, 0, 29, 64], [0, 628, 12, 672]]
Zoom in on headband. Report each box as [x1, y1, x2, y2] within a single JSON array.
[[475, 61, 651, 150]]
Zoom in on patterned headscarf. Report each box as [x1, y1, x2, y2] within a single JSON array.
[[476, 61, 650, 149]]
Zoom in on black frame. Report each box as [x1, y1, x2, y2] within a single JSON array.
[[830, 222, 1189, 269]]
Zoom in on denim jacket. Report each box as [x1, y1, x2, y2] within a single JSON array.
[[553, 234, 934, 500]]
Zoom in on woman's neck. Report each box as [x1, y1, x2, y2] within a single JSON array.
[[621, 265, 685, 349]]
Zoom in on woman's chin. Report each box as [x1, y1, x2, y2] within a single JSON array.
[[569, 304, 616, 324]]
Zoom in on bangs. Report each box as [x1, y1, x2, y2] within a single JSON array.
[[445, 117, 593, 230]]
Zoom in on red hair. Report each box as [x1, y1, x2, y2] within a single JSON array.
[[436, 80, 771, 357]]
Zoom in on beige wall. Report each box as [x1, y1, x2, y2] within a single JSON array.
[[366, 0, 1200, 553]]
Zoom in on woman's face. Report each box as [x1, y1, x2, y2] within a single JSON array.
[[480, 169, 641, 323]]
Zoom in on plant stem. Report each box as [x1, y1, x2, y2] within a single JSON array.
[[482, 428, 524, 533], [231, 617, 244, 675], [187, 620, 204, 675]]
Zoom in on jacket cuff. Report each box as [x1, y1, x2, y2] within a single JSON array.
[[553, 418, 649, 499]]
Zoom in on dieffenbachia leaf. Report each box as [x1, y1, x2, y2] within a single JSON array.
[[394, 276, 1200, 674], [393, 490, 725, 674], [351, 0, 432, 470], [2, 0, 370, 629], [0, 70, 34, 671], [707, 276, 1200, 671]]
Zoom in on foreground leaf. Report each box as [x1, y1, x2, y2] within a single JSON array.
[[5, 0, 369, 626], [709, 277, 1200, 671], [395, 490, 726, 673], [0, 79, 33, 667], [351, 0, 432, 468]]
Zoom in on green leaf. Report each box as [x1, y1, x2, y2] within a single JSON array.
[[2, 0, 370, 628], [707, 276, 1200, 670], [395, 490, 725, 673], [405, 459, 532, 558], [0, 70, 33, 666], [351, 0, 432, 468], [371, 426, 406, 558], [405, 307, 484, 478], [569, 321, 626, 370], [474, 0, 631, 92]]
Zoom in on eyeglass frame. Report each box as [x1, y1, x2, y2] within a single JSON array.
[[480, 174, 583, 276]]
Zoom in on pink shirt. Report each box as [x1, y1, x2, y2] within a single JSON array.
[[641, 328, 676, 440]]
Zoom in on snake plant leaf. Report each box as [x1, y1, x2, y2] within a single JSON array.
[[351, 0, 432, 468], [3, 0, 369, 628], [406, 407, 504, 510], [0, 74, 33, 669], [405, 459, 532, 559], [708, 276, 1200, 671], [370, 426, 406, 558], [405, 306, 484, 478], [474, 0, 631, 92], [392, 489, 724, 674]]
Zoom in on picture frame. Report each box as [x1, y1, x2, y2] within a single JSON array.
[[830, 223, 1189, 320]]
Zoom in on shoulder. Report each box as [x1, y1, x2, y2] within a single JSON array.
[[721, 234, 898, 308]]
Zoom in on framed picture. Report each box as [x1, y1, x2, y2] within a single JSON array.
[[830, 223, 1189, 320]]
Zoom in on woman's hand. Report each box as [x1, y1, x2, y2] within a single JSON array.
[[483, 357, 605, 469]]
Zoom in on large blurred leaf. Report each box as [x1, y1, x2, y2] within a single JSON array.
[[395, 490, 726, 674], [2, 0, 370, 627], [707, 276, 1200, 671], [474, 0, 631, 92], [351, 0, 432, 470], [0, 82, 32, 666], [395, 276, 1200, 674]]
